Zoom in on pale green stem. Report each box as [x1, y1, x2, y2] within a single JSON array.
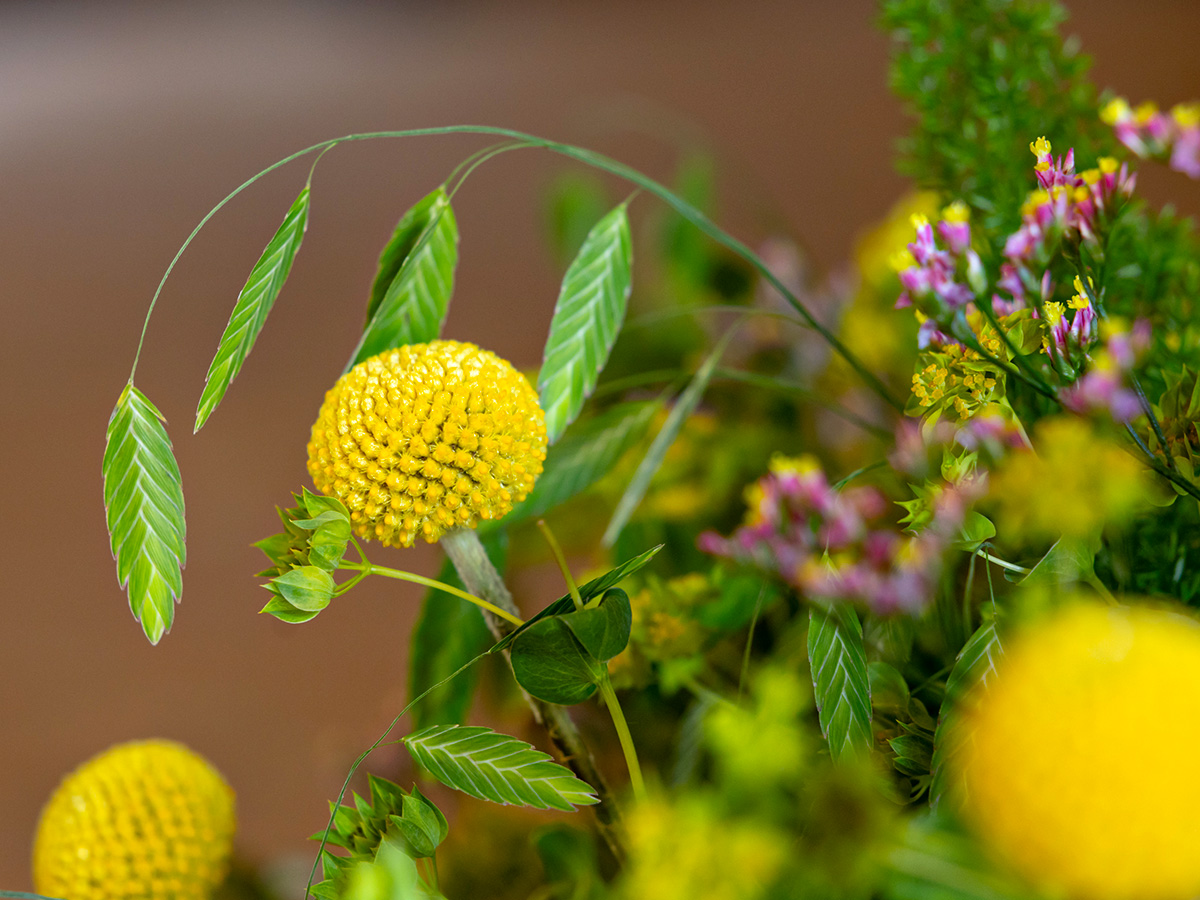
[[537, 519, 584, 611], [340, 561, 523, 627], [597, 674, 647, 805], [974, 548, 1029, 575], [438, 526, 625, 860]]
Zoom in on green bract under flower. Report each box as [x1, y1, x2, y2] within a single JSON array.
[[308, 341, 547, 547]]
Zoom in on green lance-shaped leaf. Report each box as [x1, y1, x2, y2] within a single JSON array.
[[102, 384, 186, 644], [808, 605, 873, 760], [195, 186, 310, 431], [538, 203, 633, 443], [929, 620, 1004, 810], [403, 725, 598, 812], [602, 334, 732, 546], [499, 400, 660, 529], [352, 188, 459, 368]]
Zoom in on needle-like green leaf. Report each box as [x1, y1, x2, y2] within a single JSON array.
[[601, 334, 733, 547], [195, 186, 310, 431], [403, 725, 598, 812], [538, 203, 633, 443], [102, 384, 186, 644], [350, 188, 458, 369]]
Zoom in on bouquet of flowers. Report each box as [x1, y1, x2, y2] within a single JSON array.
[[22, 1, 1200, 899]]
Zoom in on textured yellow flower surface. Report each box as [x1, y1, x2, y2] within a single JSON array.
[[308, 341, 547, 547], [959, 604, 1200, 900], [34, 740, 235, 900]]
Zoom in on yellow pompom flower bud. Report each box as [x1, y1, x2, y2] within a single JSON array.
[[307, 340, 547, 547], [33, 740, 236, 900], [958, 604, 1200, 900]]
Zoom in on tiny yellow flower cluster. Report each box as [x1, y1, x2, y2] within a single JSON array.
[[959, 604, 1200, 900], [307, 341, 547, 547], [1068, 274, 1093, 310], [911, 348, 998, 421], [33, 740, 235, 900]]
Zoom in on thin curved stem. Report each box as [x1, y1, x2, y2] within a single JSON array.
[[130, 126, 901, 410], [341, 561, 524, 627], [597, 674, 648, 805]]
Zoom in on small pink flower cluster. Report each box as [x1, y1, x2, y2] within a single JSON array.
[[698, 457, 965, 615], [1103, 98, 1200, 179], [1060, 319, 1152, 423], [1003, 138, 1134, 275], [893, 201, 986, 345]]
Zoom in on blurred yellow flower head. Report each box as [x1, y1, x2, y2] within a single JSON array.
[[34, 740, 235, 900], [957, 604, 1200, 900]]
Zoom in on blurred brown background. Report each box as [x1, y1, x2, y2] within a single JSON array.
[[2, 0, 1198, 889]]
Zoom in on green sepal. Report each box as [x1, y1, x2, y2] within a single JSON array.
[[387, 787, 449, 859], [271, 565, 335, 611], [258, 593, 322, 625]]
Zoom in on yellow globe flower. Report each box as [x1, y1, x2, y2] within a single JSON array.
[[958, 604, 1200, 900], [34, 740, 236, 900], [307, 341, 547, 547]]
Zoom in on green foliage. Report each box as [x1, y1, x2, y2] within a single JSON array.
[[408, 538, 503, 730], [195, 185, 309, 431], [602, 335, 733, 546], [402, 725, 599, 811], [883, 0, 1105, 247], [808, 605, 873, 760], [538, 203, 633, 443], [255, 488, 352, 624], [929, 619, 1004, 810], [352, 187, 458, 367], [882, 814, 1034, 900], [510, 589, 632, 705], [492, 545, 662, 653], [313, 776, 447, 899], [499, 400, 661, 529], [102, 384, 186, 645], [336, 842, 430, 900]]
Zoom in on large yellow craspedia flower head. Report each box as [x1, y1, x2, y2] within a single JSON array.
[[307, 340, 547, 547], [957, 604, 1200, 900], [33, 740, 236, 900]]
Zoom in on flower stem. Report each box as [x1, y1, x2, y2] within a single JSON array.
[[439, 527, 625, 860], [340, 561, 523, 627], [537, 519, 584, 611], [597, 674, 647, 805]]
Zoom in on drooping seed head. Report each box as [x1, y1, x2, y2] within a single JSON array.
[[34, 740, 236, 900], [307, 340, 547, 547]]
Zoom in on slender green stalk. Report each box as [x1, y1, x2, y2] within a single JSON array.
[[975, 548, 1030, 576], [597, 674, 648, 805], [341, 561, 523, 627], [130, 126, 902, 410], [537, 519, 584, 611], [438, 526, 625, 860]]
